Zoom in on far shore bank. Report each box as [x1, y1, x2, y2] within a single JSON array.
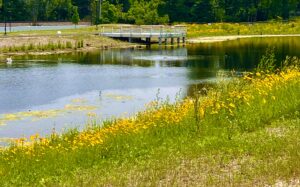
[[187, 34, 300, 43], [1, 32, 300, 58]]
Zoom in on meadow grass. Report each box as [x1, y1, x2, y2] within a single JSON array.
[[186, 18, 300, 38], [0, 55, 299, 186]]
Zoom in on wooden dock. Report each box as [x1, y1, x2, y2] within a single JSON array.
[[100, 25, 187, 45]]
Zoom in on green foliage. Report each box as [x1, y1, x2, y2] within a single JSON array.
[[257, 47, 277, 72], [101, 1, 123, 23], [71, 6, 80, 26], [28, 43, 35, 51], [1, 0, 300, 24], [21, 44, 26, 51], [66, 41, 73, 48], [126, 0, 169, 24], [76, 40, 81, 48]]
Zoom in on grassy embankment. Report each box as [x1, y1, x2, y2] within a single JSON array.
[[0, 51, 299, 186], [186, 18, 300, 39], [0, 26, 134, 56]]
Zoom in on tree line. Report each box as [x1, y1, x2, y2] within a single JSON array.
[[1, 0, 300, 25]]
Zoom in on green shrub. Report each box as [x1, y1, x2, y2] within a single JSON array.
[[28, 43, 35, 51], [66, 41, 72, 49]]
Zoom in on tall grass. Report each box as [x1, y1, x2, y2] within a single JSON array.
[[0, 55, 299, 186], [187, 19, 300, 37], [0, 40, 84, 53]]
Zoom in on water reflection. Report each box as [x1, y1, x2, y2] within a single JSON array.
[[0, 36, 300, 139]]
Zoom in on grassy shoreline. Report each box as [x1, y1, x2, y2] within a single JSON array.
[[0, 54, 299, 186], [187, 34, 300, 43], [185, 19, 300, 43], [186, 19, 300, 38]]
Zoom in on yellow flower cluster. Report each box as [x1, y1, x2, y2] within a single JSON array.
[[73, 100, 193, 147], [195, 69, 300, 118]]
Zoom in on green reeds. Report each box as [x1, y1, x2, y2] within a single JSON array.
[[0, 40, 85, 53]]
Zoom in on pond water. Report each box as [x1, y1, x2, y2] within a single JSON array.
[[0, 36, 300, 140]]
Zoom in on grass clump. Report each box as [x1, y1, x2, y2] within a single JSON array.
[[0, 55, 299, 186], [66, 41, 73, 49]]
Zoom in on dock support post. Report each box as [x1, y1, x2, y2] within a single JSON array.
[[146, 38, 151, 45], [159, 37, 162, 45], [164, 38, 168, 45], [128, 37, 132, 43], [171, 38, 174, 45], [182, 37, 186, 45], [177, 37, 180, 44]]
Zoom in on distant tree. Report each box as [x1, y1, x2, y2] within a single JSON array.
[[72, 0, 93, 19], [26, 0, 40, 24], [100, 1, 123, 23], [1, 0, 300, 24], [126, 0, 169, 25], [72, 6, 80, 27]]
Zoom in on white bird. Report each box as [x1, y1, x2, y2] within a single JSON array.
[[6, 57, 12, 64], [57, 31, 62, 37]]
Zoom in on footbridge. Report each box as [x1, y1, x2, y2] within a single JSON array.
[[99, 25, 187, 45]]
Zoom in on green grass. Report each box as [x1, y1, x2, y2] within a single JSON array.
[[186, 18, 300, 38], [60, 113, 300, 186], [0, 57, 299, 186]]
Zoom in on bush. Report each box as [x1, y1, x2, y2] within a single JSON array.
[[66, 41, 73, 49]]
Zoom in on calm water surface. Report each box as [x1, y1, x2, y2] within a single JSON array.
[[1, 36, 300, 139]]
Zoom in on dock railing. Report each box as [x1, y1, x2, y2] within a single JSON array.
[[100, 25, 187, 38]]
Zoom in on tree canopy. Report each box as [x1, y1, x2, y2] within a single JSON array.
[[1, 0, 300, 24]]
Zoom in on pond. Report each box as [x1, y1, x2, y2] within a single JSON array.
[[0, 36, 300, 140]]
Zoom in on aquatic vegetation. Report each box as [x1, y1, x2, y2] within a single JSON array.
[[0, 104, 98, 125], [0, 110, 61, 124], [104, 93, 134, 101], [0, 121, 5, 126], [2, 114, 21, 121], [71, 98, 88, 104], [19, 110, 61, 119], [64, 104, 97, 111]]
